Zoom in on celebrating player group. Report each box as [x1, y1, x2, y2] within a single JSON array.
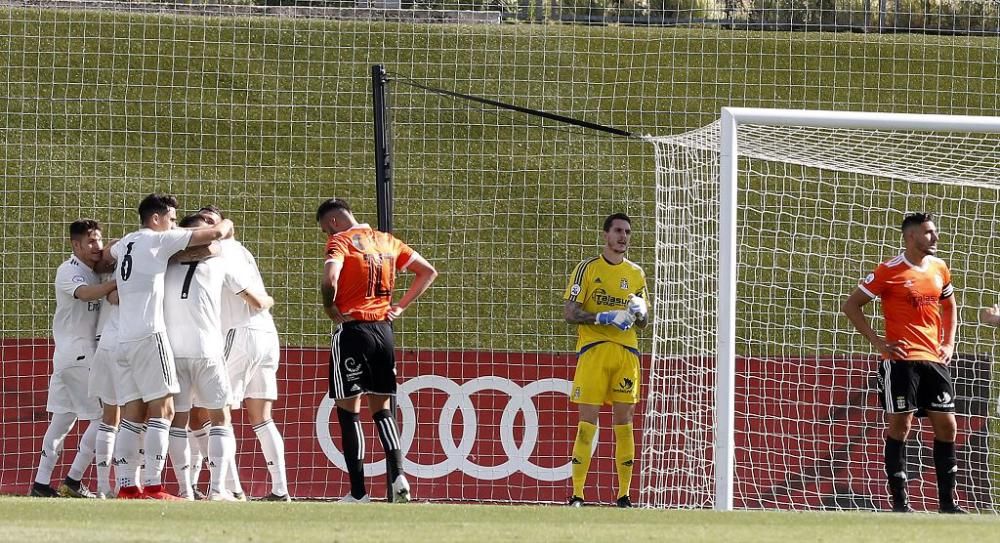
[[31, 193, 288, 501]]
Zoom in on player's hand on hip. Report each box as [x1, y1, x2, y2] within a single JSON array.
[[877, 339, 908, 360], [626, 294, 648, 319], [595, 310, 635, 330], [386, 305, 405, 321], [938, 343, 955, 365]]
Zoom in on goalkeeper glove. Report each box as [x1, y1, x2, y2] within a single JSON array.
[[627, 294, 648, 320], [595, 310, 635, 330]]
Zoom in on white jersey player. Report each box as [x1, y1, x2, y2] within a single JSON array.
[[108, 193, 234, 500], [87, 270, 123, 498], [31, 219, 118, 499], [199, 205, 289, 501], [163, 212, 271, 501]]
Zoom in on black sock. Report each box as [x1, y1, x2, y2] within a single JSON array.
[[337, 407, 367, 499], [373, 409, 403, 483], [934, 439, 958, 507], [885, 437, 907, 502]]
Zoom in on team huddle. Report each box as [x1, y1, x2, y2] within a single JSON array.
[[31, 194, 288, 501]]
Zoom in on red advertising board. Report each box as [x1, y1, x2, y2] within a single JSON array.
[[1, 339, 989, 509]]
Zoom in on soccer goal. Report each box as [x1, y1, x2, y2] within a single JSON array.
[[641, 108, 1000, 512]]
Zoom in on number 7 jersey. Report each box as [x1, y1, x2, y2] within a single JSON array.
[[324, 223, 416, 321]]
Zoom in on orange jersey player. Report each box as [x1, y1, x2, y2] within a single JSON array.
[[842, 212, 965, 515], [317, 198, 437, 504]]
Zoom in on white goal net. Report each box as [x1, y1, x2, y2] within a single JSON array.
[[642, 109, 1000, 512]]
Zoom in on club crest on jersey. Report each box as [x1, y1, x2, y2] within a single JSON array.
[[864, 273, 875, 284], [620, 278, 629, 290], [570, 284, 581, 297]]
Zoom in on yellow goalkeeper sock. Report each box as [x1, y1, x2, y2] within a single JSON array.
[[613, 423, 635, 499], [571, 421, 597, 499]]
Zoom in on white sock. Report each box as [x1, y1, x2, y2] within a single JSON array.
[[208, 426, 234, 495], [189, 423, 210, 492], [34, 412, 77, 485], [66, 419, 99, 481], [168, 427, 192, 498], [142, 418, 170, 487], [95, 423, 118, 495], [133, 425, 146, 487], [225, 431, 243, 495], [113, 420, 142, 489], [253, 419, 288, 496]]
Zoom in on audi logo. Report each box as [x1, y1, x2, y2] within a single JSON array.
[[315, 375, 596, 481]]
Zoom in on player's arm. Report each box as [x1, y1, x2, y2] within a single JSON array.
[[186, 219, 234, 248], [564, 300, 596, 324], [841, 287, 906, 360], [320, 259, 351, 324], [72, 279, 117, 302], [107, 287, 119, 306], [979, 304, 1000, 326], [236, 288, 274, 313], [170, 241, 220, 263], [95, 239, 118, 274], [939, 293, 957, 364], [387, 254, 438, 321]]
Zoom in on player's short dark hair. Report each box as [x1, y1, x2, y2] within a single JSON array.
[[901, 212, 933, 232], [198, 205, 225, 220], [316, 198, 351, 222], [603, 212, 632, 232], [69, 219, 101, 240], [137, 193, 179, 225], [179, 213, 207, 228]]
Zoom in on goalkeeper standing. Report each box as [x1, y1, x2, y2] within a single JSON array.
[[563, 213, 649, 508], [842, 212, 965, 514]]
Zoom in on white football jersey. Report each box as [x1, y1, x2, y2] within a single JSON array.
[[111, 227, 192, 342], [164, 254, 251, 358], [97, 273, 118, 350], [95, 273, 119, 350], [219, 239, 276, 332], [52, 255, 101, 370]]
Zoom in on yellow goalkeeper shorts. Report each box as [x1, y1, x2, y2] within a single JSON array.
[[571, 341, 641, 406]]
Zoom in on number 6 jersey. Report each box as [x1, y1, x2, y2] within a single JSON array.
[[111, 228, 192, 343]]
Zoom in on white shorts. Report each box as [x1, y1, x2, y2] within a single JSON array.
[[88, 345, 121, 405], [175, 357, 232, 412], [118, 332, 180, 404], [47, 366, 102, 420], [225, 327, 280, 407]]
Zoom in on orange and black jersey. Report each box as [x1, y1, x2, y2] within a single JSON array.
[[325, 224, 415, 322], [858, 253, 953, 362]]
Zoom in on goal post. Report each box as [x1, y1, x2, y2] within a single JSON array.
[[645, 108, 1000, 512]]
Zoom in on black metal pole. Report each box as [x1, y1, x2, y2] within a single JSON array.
[[371, 64, 397, 502], [372, 64, 393, 234]]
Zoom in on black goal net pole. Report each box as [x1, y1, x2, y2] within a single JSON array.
[[370, 63, 397, 502]]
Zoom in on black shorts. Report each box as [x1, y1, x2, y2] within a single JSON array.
[[329, 321, 396, 400], [877, 359, 956, 414]]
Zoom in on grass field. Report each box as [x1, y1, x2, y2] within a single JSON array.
[[3, 497, 1000, 542]]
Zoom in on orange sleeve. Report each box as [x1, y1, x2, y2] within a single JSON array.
[[325, 235, 347, 263], [859, 263, 889, 298], [394, 236, 416, 270], [940, 261, 954, 299]]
